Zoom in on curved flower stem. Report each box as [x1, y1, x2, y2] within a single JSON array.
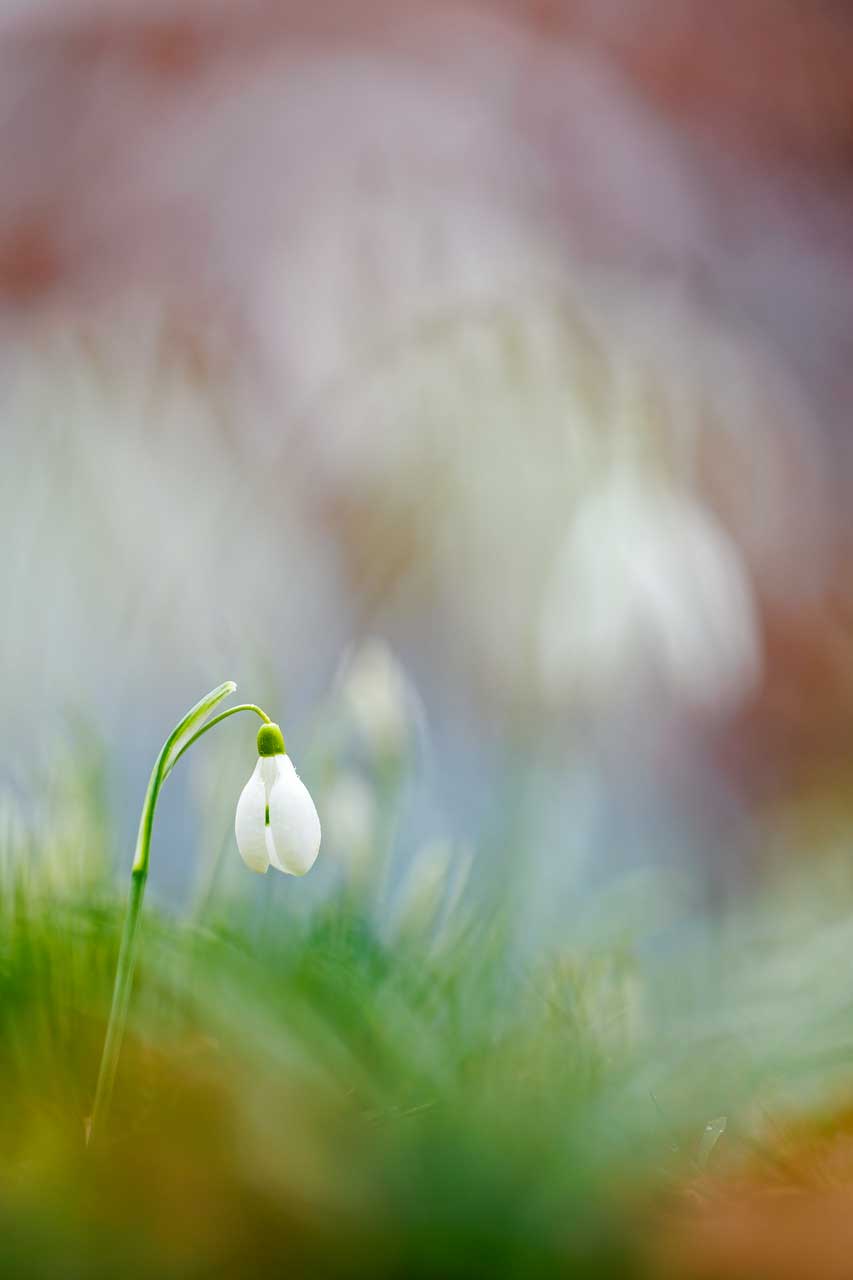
[[163, 705, 270, 779], [88, 687, 270, 1144]]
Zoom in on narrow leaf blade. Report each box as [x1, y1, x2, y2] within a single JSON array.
[[162, 681, 237, 774]]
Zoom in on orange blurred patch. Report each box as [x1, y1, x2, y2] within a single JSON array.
[[654, 1102, 853, 1279]]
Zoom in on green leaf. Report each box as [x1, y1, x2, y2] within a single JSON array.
[[161, 681, 237, 777]]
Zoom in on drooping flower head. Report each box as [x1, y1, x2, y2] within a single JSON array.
[[91, 684, 320, 1146], [235, 722, 321, 875]]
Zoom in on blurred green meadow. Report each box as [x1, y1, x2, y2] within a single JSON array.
[[6, 705, 853, 1279]]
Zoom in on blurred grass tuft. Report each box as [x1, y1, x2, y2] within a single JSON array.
[[5, 747, 853, 1277]]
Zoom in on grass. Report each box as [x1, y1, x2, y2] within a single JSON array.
[[5, 749, 853, 1277]]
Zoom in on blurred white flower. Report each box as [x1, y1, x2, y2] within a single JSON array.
[[539, 472, 762, 713], [339, 639, 411, 761], [325, 773, 375, 851], [324, 771, 376, 882], [235, 725, 321, 876]]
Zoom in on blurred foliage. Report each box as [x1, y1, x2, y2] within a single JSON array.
[[6, 742, 853, 1278]]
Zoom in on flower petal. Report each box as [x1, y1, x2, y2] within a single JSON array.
[[267, 756, 321, 876], [234, 759, 270, 874]]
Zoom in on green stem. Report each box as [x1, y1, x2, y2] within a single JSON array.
[[164, 705, 270, 780], [88, 689, 270, 1144], [88, 868, 146, 1142]]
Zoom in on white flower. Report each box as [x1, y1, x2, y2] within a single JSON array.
[[539, 472, 762, 714], [339, 639, 410, 760], [325, 772, 375, 853], [324, 772, 376, 885], [234, 724, 321, 876]]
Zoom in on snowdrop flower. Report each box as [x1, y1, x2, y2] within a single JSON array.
[[324, 771, 376, 883], [539, 472, 762, 714], [339, 639, 411, 761], [235, 723, 321, 875], [325, 772, 375, 852], [91, 681, 319, 1143]]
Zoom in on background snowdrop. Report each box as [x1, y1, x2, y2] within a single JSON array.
[[323, 771, 377, 887], [338, 640, 413, 765], [539, 470, 762, 715]]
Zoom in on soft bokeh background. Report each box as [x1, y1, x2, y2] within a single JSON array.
[[3, 0, 853, 918], [7, 7, 853, 1278]]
